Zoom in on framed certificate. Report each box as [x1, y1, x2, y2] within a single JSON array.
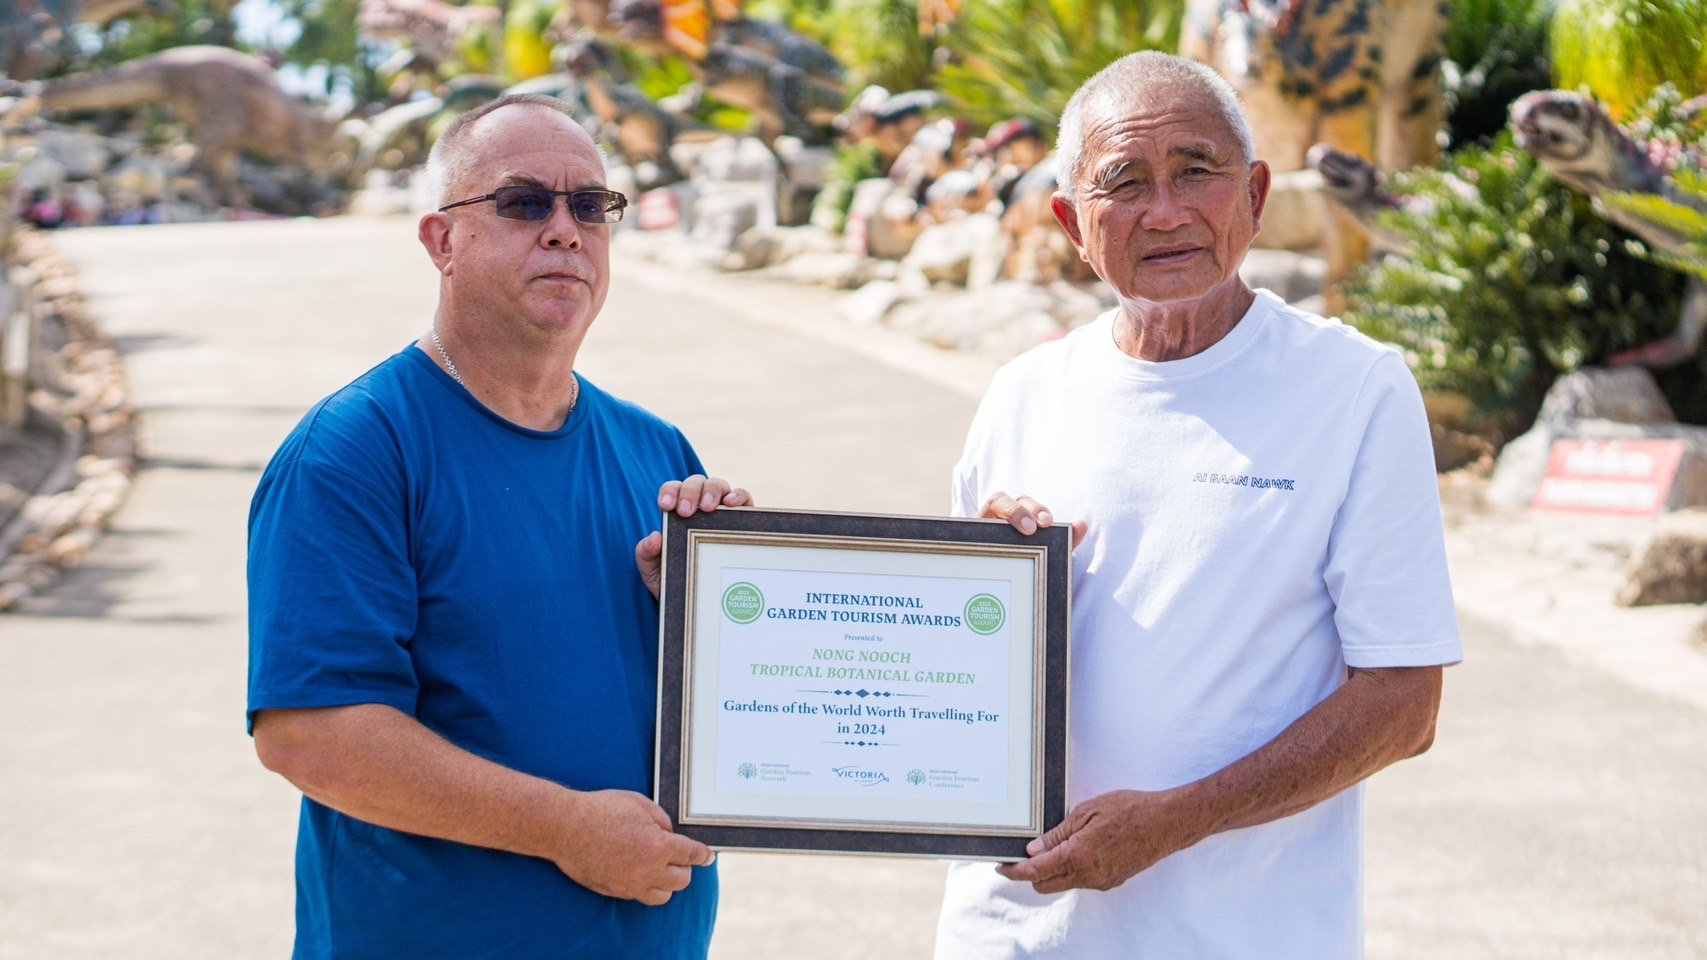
[[654, 506, 1069, 861]]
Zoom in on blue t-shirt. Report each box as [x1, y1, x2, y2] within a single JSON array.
[[247, 346, 716, 959]]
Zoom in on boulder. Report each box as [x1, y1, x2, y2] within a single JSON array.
[[1618, 509, 1707, 607], [764, 251, 893, 290], [725, 224, 838, 271], [1488, 368, 1690, 511], [900, 214, 1003, 287], [884, 281, 1061, 355], [34, 127, 118, 180], [692, 136, 779, 184], [839, 278, 906, 326], [1535, 367, 1675, 432], [1250, 168, 1325, 252], [1239, 249, 1326, 304]]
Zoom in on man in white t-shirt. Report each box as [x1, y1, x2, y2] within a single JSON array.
[[933, 52, 1462, 959]]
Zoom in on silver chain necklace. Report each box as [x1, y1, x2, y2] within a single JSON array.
[[430, 327, 580, 414]]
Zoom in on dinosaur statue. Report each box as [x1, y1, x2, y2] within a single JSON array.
[[607, 0, 844, 146], [1307, 142, 1477, 256], [835, 86, 943, 171], [21, 46, 346, 207], [1511, 90, 1707, 369], [556, 34, 684, 188], [1181, 0, 1449, 296]]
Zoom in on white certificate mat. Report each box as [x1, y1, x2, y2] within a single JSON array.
[[655, 507, 1070, 861], [686, 544, 1036, 831]]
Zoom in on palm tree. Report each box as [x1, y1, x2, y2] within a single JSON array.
[[1550, 0, 1707, 119], [933, 0, 1182, 135]]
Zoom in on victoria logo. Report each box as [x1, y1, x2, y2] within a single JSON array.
[[832, 765, 890, 786]]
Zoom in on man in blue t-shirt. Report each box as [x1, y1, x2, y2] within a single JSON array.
[[247, 93, 748, 958]]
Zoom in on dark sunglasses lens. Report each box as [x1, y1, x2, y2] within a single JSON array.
[[571, 191, 625, 224], [493, 187, 555, 221]]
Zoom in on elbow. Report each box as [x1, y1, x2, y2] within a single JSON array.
[[252, 709, 348, 797]]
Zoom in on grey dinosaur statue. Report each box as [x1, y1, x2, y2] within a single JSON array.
[[19, 46, 347, 207], [557, 34, 684, 188], [607, 0, 844, 146], [1511, 89, 1707, 368], [1307, 142, 1477, 256]]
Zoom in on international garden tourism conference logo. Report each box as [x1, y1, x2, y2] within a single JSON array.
[[737, 762, 758, 780], [964, 593, 1006, 635], [722, 582, 763, 624], [907, 768, 927, 786]]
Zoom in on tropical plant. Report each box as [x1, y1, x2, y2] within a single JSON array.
[[1550, 0, 1707, 120], [751, 0, 936, 94], [933, 0, 1182, 135], [1342, 136, 1687, 427], [1604, 169, 1707, 279]]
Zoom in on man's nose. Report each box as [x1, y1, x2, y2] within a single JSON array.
[[1138, 180, 1192, 230], [541, 199, 583, 249]]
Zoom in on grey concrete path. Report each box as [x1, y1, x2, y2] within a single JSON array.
[[0, 216, 1702, 959]]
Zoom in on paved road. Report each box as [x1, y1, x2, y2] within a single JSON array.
[[1, 217, 1702, 958]]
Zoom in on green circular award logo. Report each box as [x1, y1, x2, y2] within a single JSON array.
[[722, 582, 764, 624], [964, 593, 1006, 635]]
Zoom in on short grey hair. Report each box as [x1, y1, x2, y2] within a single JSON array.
[[1055, 52, 1255, 207], [424, 93, 599, 206]]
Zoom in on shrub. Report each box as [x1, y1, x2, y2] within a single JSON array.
[[1341, 137, 1687, 429]]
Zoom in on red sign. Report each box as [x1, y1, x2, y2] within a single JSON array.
[[1531, 438, 1687, 516]]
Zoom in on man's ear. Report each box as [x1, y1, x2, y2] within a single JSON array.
[[1050, 192, 1090, 262], [1247, 159, 1272, 232], [419, 212, 454, 275]]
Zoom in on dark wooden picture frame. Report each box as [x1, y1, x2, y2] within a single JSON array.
[[655, 507, 1070, 861]]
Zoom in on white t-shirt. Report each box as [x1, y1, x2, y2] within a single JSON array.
[[935, 290, 1462, 960]]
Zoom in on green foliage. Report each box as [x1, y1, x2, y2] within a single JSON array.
[[1605, 168, 1707, 279], [934, 0, 1182, 136], [1550, 0, 1707, 119], [70, 0, 237, 69], [274, 0, 389, 102], [751, 0, 935, 94], [810, 143, 882, 233], [1342, 138, 1686, 422], [1441, 0, 1554, 147]]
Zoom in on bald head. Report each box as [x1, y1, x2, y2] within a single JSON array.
[[1055, 52, 1254, 207], [425, 94, 603, 207]]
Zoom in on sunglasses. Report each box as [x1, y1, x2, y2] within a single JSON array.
[[438, 186, 629, 224]]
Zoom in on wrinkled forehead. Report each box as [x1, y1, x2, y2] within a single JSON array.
[[1080, 86, 1239, 162]]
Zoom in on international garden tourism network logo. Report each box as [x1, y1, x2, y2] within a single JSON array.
[[907, 768, 926, 786], [722, 582, 763, 624], [737, 762, 758, 780], [964, 593, 1006, 635]]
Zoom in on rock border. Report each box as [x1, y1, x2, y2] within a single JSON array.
[[0, 228, 138, 611]]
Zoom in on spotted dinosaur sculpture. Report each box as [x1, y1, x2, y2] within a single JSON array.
[[1182, 0, 1449, 297], [1511, 89, 1707, 369], [23, 46, 344, 206], [608, 0, 844, 145]]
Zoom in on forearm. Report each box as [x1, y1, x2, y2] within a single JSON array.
[[253, 703, 576, 860], [1181, 665, 1442, 837]]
